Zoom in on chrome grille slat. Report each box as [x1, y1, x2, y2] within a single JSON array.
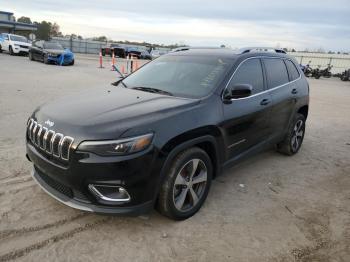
[[26, 118, 74, 161]]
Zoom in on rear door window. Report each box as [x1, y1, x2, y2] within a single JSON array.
[[227, 58, 264, 95], [285, 60, 300, 81], [263, 58, 289, 89]]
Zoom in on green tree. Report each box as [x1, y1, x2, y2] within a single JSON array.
[[17, 16, 32, 24], [34, 21, 52, 40]]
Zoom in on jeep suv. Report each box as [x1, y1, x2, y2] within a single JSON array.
[[26, 47, 309, 220]]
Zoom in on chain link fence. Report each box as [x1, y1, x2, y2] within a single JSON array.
[[291, 52, 350, 74], [51, 37, 170, 55]]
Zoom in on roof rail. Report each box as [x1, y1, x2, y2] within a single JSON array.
[[238, 47, 287, 54], [171, 46, 226, 52]]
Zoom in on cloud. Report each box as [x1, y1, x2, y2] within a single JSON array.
[[2, 0, 350, 51]]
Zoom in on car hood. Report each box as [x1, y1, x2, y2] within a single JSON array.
[[44, 49, 67, 55], [33, 86, 199, 140]]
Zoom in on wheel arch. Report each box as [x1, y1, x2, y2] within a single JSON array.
[[297, 105, 309, 120]]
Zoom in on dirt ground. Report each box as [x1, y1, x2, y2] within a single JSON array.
[[0, 53, 349, 262]]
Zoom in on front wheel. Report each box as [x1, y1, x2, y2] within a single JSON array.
[[43, 54, 49, 64], [276, 113, 306, 155], [157, 147, 212, 220], [69, 59, 74, 66], [29, 51, 34, 61]]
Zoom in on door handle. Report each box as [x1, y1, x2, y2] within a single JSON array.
[[260, 98, 271, 106], [291, 88, 298, 94]]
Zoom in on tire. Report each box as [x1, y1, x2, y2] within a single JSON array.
[[29, 51, 33, 61], [43, 54, 49, 64], [315, 74, 320, 79], [0, 45, 2, 53], [276, 113, 306, 156], [69, 59, 74, 66], [157, 147, 213, 220], [9, 46, 14, 55]]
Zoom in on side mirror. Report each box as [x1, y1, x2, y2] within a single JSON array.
[[226, 84, 252, 100]]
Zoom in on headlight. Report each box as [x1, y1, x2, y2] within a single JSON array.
[[77, 133, 154, 156]]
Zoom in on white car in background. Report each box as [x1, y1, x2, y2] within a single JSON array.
[[0, 33, 31, 55]]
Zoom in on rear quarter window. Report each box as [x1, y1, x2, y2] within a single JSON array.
[[285, 60, 300, 81], [263, 58, 289, 89]]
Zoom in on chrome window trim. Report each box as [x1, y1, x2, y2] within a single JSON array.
[[222, 56, 302, 101]]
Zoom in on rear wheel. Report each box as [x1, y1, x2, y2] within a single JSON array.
[[157, 147, 212, 220], [0, 45, 2, 53], [69, 59, 74, 66], [276, 113, 306, 155]]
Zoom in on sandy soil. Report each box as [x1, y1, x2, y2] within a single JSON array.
[[0, 53, 349, 262]]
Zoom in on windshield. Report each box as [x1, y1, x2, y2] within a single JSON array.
[[44, 42, 64, 50], [122, 55, 232, 98], [9, 35, 28, 42]]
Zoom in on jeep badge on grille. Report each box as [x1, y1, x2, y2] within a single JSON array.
[[45, 119, 54, 127]]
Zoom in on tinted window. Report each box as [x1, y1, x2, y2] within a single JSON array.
[[226, 58, 264, 96], [263, 58, 289, 88], [285, 60, 300, 81]]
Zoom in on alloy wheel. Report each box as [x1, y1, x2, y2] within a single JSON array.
[[173, 159, 207, 212], [291, 119, 304, 152]]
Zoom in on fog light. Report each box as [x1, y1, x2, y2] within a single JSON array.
[[88, 184, 131, 202]]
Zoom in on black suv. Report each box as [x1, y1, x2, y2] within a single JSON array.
[[26, 47, 309, 220]]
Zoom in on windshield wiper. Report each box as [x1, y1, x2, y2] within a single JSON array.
[[111, 79, 127, 87], [131, 86, 173, 96]]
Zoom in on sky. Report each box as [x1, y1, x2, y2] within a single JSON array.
[[2, 0, 350, 51]]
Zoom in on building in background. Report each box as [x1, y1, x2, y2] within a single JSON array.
[[0, 11, 37, 36]]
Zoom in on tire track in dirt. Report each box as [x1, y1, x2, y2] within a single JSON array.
[[0, 213, 89, 240], [0, 217, 111, 262], [0, 176, 31, 187]]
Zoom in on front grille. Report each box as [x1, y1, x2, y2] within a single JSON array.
[[20, 45, 29, 49], [27, 119, 74, 161], [36, 168, 73, 198]]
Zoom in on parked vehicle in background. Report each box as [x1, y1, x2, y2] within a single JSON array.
[[125, 47, 142, 59], [300, 61, 313, 77], [0, 33, 31, 55], [0, 34, 4, 53], [340, 69, 350, 81], [150, 49, 167, 59], [140, 50, 152, 60], [29, 40, 74, 65], [26, 47, 309, 220], [101, 44, 126, 58], [313, 64, 333, 79]]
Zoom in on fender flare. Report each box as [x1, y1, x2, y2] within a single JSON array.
[[152, 135, 221, 203]]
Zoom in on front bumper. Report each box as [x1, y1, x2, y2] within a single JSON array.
[[27, 140, 162, 215], [32, 168, 153, 215], [13, 46, 29, 54], [48, 53, 74, 65]]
